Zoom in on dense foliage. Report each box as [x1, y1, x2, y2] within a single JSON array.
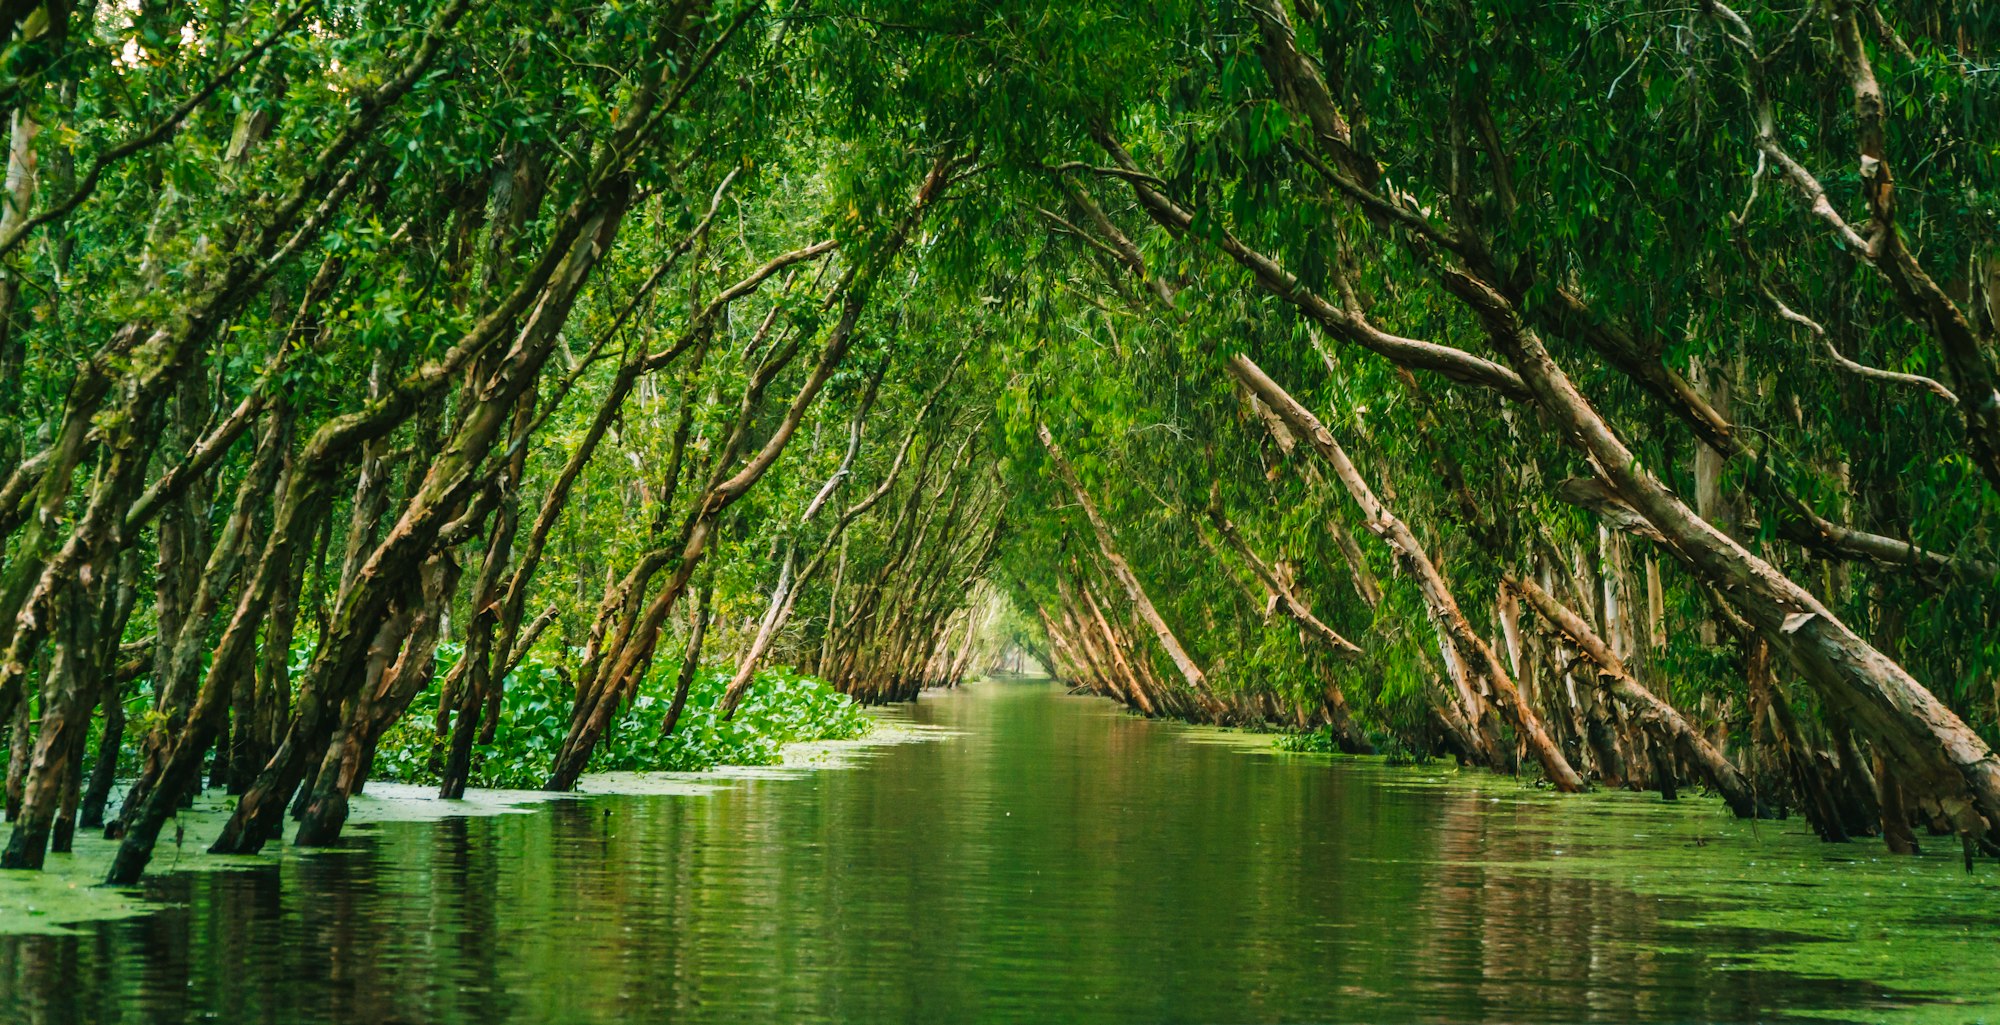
[[0, 0, 1994, 886], [372, 657, 872, 788]]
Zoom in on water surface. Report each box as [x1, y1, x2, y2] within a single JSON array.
[[1, 681, 1995, 1024]]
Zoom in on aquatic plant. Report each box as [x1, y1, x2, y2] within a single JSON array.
[[373, 658, 873, 788]]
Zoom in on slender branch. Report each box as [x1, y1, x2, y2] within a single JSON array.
[[0, 2, 320, 261]]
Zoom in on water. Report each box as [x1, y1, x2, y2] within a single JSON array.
[[2, 680, 1996, 1024]]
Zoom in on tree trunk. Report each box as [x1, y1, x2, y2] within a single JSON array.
[[1227, 357, 1584, 792], [1505, 572, 1756, 817], [659, 576, 714, 739], [1039, 423, 1225, 718]]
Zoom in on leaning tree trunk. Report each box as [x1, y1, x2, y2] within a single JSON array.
[[1230, 1, 2000, 846], [1038, 423, 1226, 719], [1459, 284, 2000, 846], [1504, 572, 1757, 817], [1204, 493, 1369, 751], [1226, 357, 1585, 793], [211, 184, 637, 858]]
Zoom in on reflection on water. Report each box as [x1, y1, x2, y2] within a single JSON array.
[[0, 681, 1982, 1024]]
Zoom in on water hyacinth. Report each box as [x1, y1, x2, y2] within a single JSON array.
[[373, 651, 873, 789]]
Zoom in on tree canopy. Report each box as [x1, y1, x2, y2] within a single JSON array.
[[0, 0, 1994, 880]]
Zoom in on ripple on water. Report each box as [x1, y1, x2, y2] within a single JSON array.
[[0, 682, 1992, 1025]]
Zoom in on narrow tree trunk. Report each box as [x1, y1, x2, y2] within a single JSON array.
[[659, 576, 714, 739], [1506, 572, 1756, 817], [1228, 357, 1584, 792], [1039, 423, 1225, 718]]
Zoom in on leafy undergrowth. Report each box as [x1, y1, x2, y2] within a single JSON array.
[[1272, 725, 1343, 754], [1274, 725, 1433, 765], [373, 651, 873, 789]]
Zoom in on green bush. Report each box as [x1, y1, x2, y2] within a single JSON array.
[[1275, 726, 1432, 766], [1273, 725, 1341, 754], [372, 650, 872, 789]]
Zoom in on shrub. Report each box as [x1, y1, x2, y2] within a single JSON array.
[[372, 651, 872, 789], [1274, 725, 1341, 754]]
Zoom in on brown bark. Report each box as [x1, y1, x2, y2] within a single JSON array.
[[436, 385, 536, 800], [546, 156, 956, 789], [1204, 489, 1362, 658], [2, 0, 471, 749], [658, 575, 714, 740], [1227, 356, 1585, 792], [1454, 273, 2000, 844], [80, 633, 147, 829], [1071, 573, 1154, 714], [212, 168, 641, 855], [295, 550, 459, 845], [1038, 423, 1225, 718], [1875, 751, 1920, 855], [104, 427, 325, 882], [1216, 32, 2000, 842], [1710, 1, 2000, 495], [1505, 572, 1756, 817], [717, 353, 950, 717]]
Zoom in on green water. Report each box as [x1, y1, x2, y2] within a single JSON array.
[[1, 680, 1996, 1024]]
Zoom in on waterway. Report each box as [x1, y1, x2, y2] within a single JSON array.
[[1, 680, 1995, 1023]]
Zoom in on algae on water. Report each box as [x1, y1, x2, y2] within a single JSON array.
[[1260, 737, 2000, 1025]]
